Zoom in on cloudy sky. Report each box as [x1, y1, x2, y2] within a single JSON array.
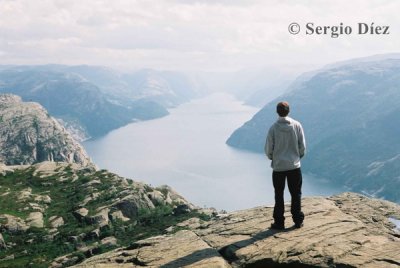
[[0, 0, 399, 73]]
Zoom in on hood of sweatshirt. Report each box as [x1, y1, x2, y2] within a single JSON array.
[[275, 117, 294, 132]]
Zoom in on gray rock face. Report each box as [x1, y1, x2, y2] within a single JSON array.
[[74, 193, 400, 268], [0, 94, 91, 166]]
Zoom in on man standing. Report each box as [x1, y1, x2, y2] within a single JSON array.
[[265, 101, 306, 230]]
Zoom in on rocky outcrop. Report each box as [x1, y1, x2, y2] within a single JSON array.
[[0, 161, 204, 267], [74, 193, 400, 268], [0, 214, 29, 234], [73, 230, 231, 268], [0, 94, 92, 166]]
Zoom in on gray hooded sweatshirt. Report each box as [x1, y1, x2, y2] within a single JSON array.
[[265, 116, 306, 172]]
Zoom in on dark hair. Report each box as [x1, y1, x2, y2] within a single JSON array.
[[277, 101, 290, 117]]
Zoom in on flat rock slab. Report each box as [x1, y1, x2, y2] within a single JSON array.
[[73, 193, 400, 267], [73, 230, 231, 268]]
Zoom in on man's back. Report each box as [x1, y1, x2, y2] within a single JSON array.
[[265, 116, 306, 172]]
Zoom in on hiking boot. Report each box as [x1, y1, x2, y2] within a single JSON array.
[[294, 222, 303, 229], [270, 222, 285, 230]]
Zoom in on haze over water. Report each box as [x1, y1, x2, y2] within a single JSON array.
[[83, 93, 343, 211]]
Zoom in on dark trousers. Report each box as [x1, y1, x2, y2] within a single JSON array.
[[272, 168, 304, 225]]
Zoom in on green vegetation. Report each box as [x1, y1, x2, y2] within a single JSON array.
[[0, 164, 211, 268]]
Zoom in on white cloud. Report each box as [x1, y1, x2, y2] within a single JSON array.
[[0, 0, 399, 72]]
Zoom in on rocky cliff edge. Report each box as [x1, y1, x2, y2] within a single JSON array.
[[74, 192, 400, 268]]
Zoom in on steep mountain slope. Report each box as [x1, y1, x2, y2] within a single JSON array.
[[0, 68, 168, 140], [0, 94, 91, 166], [0, 162, 211, 267], [227, 59, 400, 202], [74, 192, 400, 268]]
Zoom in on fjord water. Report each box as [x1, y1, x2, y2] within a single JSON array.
[[83, 93, 343, 211]]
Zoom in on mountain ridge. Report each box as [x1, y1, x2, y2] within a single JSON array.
[[0, 65, 201, 140]]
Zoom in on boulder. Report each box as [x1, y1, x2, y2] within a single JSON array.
[[114, 200, 140, 219], [173, 204, 191, 215], [28, 202, 45, 212], [73, 208, 89, 221], [87, 208, 110, 227], [147, 190, 166, 206], [100, 236, 118, 247], [34, 194, 52, 204], [0, 214, 29, 233], [26, 212, 44, 228], [113, 194, 155, 219], [49, 216, 64, 228], [110, 210, 130, 222], [17, 187, 32, 201], [157, 185, 195, 209]]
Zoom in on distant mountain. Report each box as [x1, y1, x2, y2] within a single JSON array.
[[116, 69, 199, 107], [0, 66, 172, 139], [227, 58, 400, 203], [0, 94, 91, 166], [10, 65, 201, 107]]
